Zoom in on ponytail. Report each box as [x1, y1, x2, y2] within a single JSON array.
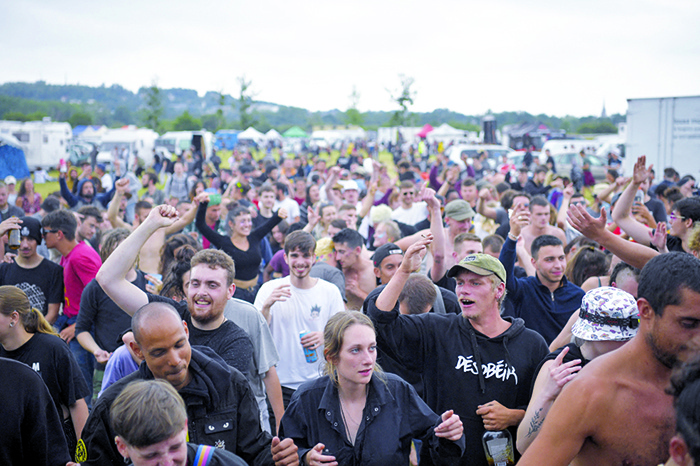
[[25, 308, 58, 336]]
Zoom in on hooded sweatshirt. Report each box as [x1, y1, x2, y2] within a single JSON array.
[[367, 294, 548, 466], [60, 177, 117, 210]]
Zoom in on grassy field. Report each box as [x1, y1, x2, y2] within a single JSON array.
[[33, 149, 399, 201]]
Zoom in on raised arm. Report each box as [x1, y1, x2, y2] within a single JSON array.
[[376, 235, 433, 312], [567, 205, 658, 270], [611, 156, 654, 245], [107, 178, 133, 230], [477, 187, 499, 220], [96, 205, 179, 315], [499, 203, 530, 297], [556, 185, 574, 229]]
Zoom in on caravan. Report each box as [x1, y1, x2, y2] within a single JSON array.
[[96, 127, 159, 167], [0, 118, 72, 170], [155, 130, 214, 159]]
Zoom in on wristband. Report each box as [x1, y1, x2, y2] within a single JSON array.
[[508, 232, 519, 241]]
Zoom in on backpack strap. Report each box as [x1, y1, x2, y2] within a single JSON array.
[[194, 444, 215, 466]]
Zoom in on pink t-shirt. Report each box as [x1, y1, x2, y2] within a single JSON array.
[[60, 241, 102, 318]]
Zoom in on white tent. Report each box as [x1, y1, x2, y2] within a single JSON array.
[[264, 129, 283, 141], [427, 123, 476, 143], [237, 127, 265, 142]]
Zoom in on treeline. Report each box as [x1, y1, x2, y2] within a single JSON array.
[[0, 81, 623, 135]]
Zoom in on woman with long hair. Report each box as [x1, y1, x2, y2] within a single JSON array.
[[15, 178, 43, 215], [0, 285, 90, 459], [278, 311, 465, 465], [195, 192, 287, 302], [159, 233, 201, 277]]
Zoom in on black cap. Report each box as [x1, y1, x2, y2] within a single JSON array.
[[371, 243, 404, 267]]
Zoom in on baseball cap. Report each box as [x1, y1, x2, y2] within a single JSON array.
[[371, 243, 404, 267], [4, 175, 16, 185], [447, 253, 507, 285], [19, 217, 42, 244], [444, 199, 475, 221], [571, 287, 639, 341], [340, 180, 360, 192]]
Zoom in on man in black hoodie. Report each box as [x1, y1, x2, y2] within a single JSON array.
[[367, 236, 548, 466], [76, 302, 297, 466]]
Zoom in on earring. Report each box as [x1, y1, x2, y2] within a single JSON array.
[[9, 322, 14, 328]]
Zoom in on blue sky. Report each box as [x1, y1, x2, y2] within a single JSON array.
[[3, 0, 699, 117]]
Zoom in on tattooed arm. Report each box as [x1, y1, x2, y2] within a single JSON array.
[[516, 347, 582, 454]]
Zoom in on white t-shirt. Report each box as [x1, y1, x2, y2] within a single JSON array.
[[274, 197, 301, 221], [391, 202, 429, 226], [254, 276, 345, 390]]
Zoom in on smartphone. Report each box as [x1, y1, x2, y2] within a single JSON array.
[[634, 190, 644, 204]]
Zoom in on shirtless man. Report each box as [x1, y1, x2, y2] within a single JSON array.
[[108, 178, 197, 274], [518, 252, 700, 466], [333, 228, 376, 310], [520, 195, 566, 254]]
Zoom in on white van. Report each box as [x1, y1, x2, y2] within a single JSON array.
[[97, 127, 159, 166]]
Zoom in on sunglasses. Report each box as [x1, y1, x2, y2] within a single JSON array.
[[41, 228, 60, 237], [669, 212, 687, 222]]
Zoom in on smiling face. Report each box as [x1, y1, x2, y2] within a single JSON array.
[[533, 245, 566, 286], [334, 324, 377, 389], [454, 270, 503, 322], [230, 212, 253, 237], [400, 187, 415, 208], [186, 265, 234, 325], [284, 247, 315, 280], [116, 426, 188, 466]]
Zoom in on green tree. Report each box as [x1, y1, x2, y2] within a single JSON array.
[[577, 121, 618, 134], [69, 111, 93, 127], [236, 76, 257, 129], [387, 75, 416, 126], [215, 90, 226, 130], [142, 81, 163, 132], [172, 111, 201, 131], [201, 114, 220, 132], [2, 111, 30, 121], [113, 106, 133, 125]]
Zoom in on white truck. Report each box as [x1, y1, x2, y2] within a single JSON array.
[[0, 118, 72, 170], [624, 96, 700, 177], [96, 126, 159, 167], [155, 130, 214, 159]]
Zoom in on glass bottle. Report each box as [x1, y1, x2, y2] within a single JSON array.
[[482, 430, 515, 466]]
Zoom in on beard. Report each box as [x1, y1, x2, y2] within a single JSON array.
[[645, 331, 679, 369]]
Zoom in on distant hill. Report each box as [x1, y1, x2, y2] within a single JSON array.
[[0, 81, 625, 134]]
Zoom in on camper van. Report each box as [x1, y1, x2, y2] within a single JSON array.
[[155, 131, 213, 159], [0, 118, 72, 170], [96, 127, 159, 167]]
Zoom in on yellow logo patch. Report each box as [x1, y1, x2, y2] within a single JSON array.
[[75, 439, 87, 462]]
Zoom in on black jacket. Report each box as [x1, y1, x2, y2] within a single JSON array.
[[367, 295, 548, 466], [80, 346, 273, 466], [279, 373, 465, 466]]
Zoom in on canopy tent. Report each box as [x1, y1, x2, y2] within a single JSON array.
[[417, 124, 434, 138], [0, 134, 31, 179], [237, 127, 265, 142], [264, 129, 283, 141], [283, 126, 308, 138]]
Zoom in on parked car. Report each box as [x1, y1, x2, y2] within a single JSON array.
[[447, 144, 515, 171], [551, 152, 608, 182]]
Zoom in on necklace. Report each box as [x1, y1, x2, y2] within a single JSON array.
[[338, 389, 366, 446]]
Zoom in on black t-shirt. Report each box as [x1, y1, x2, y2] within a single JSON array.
[[0, 333, 90, 411], [0, 358, 71, 466], [0, 258, 63, 315], [667, 235, 686, 253], [147, 294, 254, 376], [75, 272, 147, 355], [645, 198, 667, 224]]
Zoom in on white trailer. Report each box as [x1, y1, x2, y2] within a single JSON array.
[[155, 130, 214, 159], [96, 126, 159, 166], [624, 96, 700, 177], [0, 118, 72, 170]]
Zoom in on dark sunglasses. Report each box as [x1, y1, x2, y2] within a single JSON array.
[[41, 228, 60, 237]]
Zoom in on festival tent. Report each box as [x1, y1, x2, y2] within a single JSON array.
[[0, 134, 31, 179], [417, 124, 434, 138], [283, 126, 308, 138], [264, 129, 283, 141], [237, 127, 265, 142]]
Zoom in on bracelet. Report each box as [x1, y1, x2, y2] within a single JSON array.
[[508, 232, 519, 241]]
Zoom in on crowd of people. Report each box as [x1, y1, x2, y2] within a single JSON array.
[[1, 142, 700, 466]]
